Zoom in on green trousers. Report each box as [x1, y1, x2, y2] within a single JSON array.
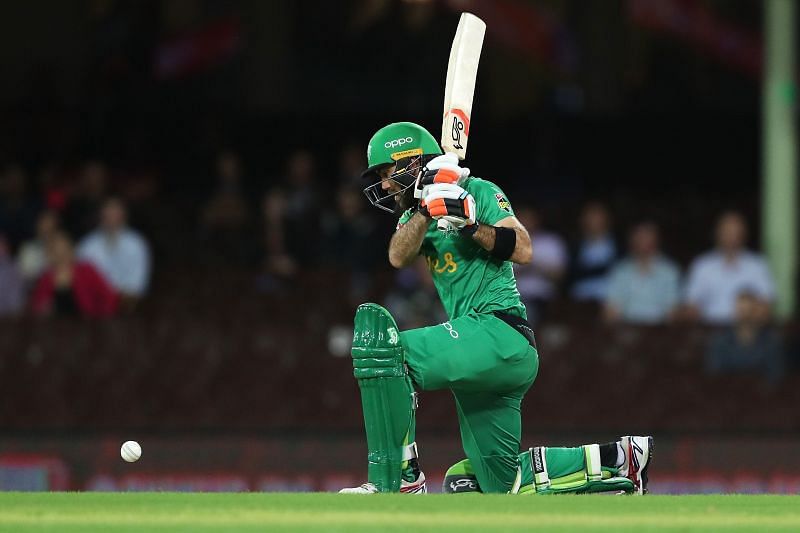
[[401, 311, 539, 493]]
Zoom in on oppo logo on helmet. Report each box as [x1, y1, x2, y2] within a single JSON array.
[[384, 137, 413, 148]]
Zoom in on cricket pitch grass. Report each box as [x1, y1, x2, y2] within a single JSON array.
[[0, 493, 798, 532]]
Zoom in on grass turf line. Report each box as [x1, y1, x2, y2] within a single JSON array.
[[0, 493, 798, 532]]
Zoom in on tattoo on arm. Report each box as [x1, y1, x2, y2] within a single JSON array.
[[388, 212, 430, 268], [471, 224, 496, 251], [469, 222, 532, 264]]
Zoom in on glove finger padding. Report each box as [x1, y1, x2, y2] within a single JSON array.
[[426, 153, 470, 175], [420, 166, 461, 187], [422, 184, 476, 230], [414, 153, 470, 199]]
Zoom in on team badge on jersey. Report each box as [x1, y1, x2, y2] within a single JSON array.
[[495, 193, 511, 212]]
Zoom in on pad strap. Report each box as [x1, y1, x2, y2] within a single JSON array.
[[583, 444, 602, 482], [402, 442, 419, 461], [530, 447, 551, 490], [510, 466, 523, 494]]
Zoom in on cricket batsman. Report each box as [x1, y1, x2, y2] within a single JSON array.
[[341, 122, 653, 495]]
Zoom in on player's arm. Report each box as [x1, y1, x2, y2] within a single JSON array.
[[423, 181, 532, 265], [388, 211, 430, 269], [470, 216, 532, 265]]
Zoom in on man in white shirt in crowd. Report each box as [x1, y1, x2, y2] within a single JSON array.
[[514, 206, 567, 324], [78, 197, 151, 308], [683, 211, 774, 324], [604, 222, 680, 324]]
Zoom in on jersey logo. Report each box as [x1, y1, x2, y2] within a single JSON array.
[[387, 327, 399, 345], [427, 252, 458, 274], [495, 193, 511, 212], [442, 321, 459, 339]]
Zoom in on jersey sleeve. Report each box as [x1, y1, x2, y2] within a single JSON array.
[[396, 208, 415, 230], [471, 179, 515, 226]]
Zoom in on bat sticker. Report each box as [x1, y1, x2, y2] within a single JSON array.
[[451, 116, 464, 150]]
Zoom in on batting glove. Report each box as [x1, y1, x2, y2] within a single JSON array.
[[414, 152, 471, 199], [421, 183, 478, 234]]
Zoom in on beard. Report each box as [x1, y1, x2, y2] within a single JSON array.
[[393, 187, 415, 214]]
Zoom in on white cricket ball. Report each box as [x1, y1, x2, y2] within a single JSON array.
[[121, 440, 142, 463]]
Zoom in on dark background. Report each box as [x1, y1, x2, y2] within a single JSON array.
[[0, 0, 766, 246]]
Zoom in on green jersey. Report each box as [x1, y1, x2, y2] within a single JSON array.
[[398, 176, 526, 320]]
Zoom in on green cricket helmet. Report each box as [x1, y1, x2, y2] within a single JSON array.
[[362, 122, 443, 214]]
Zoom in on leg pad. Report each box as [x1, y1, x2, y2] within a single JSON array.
[[352, 303, 405, 379], [518, 446, 636, 495], [352, 303, 415, 492]]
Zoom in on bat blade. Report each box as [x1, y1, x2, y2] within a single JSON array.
[[441, 13, 486, 160]]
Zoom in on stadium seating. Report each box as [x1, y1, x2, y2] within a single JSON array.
[[1, 269, 797, 433]]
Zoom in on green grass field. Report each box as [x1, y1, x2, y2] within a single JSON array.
[[0, 493, 798, 532]]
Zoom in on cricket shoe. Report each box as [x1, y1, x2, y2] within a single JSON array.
[[339, 472, 427, 494], [618, 436, 653, 495]]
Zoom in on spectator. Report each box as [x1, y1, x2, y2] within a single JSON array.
[[77, 197, 151, 306], [684, 211, 774, 324], [569, 202, 617, 301], [17, 210, 60, 284], [320, 185, 381, 268], [200, 150, 250, 232], [258, 150, 320, 280], [259, 188, 297, 280], [0, 163, 40, 249], [31, 231, 118, 318], [513, 206, 567, 324], [280, 149, 320, 264], [199, 150, 251, 264], [0, 235, 24, 317], [339, 142, 367, 186], [604, 222, 681, 324], [38, 163, 70, 213], [706, 290, 784, 383], [62, 160, 109, 238], [384, 259, 446, 329], [320, 184, 383, 302]]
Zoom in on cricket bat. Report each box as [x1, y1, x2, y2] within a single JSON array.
[[441, 12, 486, 160], [436, 12, 486, 230]]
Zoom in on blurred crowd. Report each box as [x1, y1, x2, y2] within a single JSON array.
[[513, 204, 774, 327], [508, 203, 786, 383], [0, 160, 151, 319], [0, 147, 795, 384]]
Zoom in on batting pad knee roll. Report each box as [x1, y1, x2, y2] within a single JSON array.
[[443, 459, 482, 493], [351, 303, 416, 492], [352, 303, 405, 379]]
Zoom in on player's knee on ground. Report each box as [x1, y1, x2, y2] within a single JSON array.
[[442, 454, 518, 494], [443, 459, 482, 493]]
